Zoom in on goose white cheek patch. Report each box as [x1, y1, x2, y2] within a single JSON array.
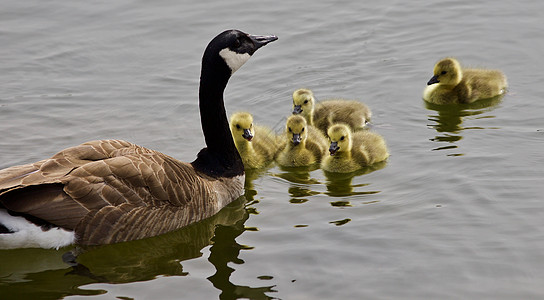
[[219, 48, 251, 74]]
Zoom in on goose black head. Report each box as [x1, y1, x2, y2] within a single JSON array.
[[204, 30, 278, 75]]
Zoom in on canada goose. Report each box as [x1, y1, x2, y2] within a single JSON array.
[[0, 29, 277, 249], [276, 115, 328, 167], [229, 112, 278, 169], [292, 88, 372, 134], [423, 57, 508, 104], [321, 124, 389, 173]]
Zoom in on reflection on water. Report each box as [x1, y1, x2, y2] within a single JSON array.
[[0, 193, 276, 299], [323, 161, 386, 200], [425, 95, 503, 154], [274, 165, 321, 204], [271, 162, 386, 208]]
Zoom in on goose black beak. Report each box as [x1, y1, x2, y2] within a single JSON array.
[[292, 133, 301, 146], [427, 75, 440, 85], [329, 142, 339, 156], [292, 105, 303, 114], [242, 129, 253, 141], [248, 34, 278, 50]]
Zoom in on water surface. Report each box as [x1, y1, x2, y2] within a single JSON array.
[[1, 0, 544, 299]]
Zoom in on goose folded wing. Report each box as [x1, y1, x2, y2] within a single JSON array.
[[0, 140, 200, 243]]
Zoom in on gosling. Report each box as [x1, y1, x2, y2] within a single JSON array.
[[292, 88, 372, 135], [276, 115, 328, 167], [423, 57, 507, 104], [230, 112, 278, 169], [321, 124, 389, 173]]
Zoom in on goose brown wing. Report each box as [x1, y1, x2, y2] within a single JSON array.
[[0, 139, 202, 243]]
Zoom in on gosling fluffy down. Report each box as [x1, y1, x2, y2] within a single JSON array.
[[423, 57, 507, 104], [276, 115, 328, 167], [321, 124, 389, 173], [230, 112, 278, 169], [292, 88, 372, 134]]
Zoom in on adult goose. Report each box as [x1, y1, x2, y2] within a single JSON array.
[[0, 29, 277, 249]]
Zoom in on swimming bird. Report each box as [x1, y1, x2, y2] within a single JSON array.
[[423, 57, 507, 104], [321, 124, 388, 173], [292, 88, 372, 135], [229, 112, 278, 169], [276, 115, 328, 167], [0, 29, 277, 249]]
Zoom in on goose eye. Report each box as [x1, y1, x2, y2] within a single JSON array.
[[340, 136, 345, 141], [288, 127, 292, 132], [236, 124, 240, 129], [301, 127, 305, 132], [441, 71, 447, 75], [233, 38, 241, 48], [304, 100, 308, 104]]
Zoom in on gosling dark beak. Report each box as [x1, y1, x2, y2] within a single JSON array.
[[293, 105, 303, 114], [329, 142, 339, 156], [242, 129, 253, 141], [292, 133, 301, 146], [248, 34, 278, 50], [427, 75, 440, 85]]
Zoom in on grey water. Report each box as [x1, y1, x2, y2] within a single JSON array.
[[1, 0, 544, 299]]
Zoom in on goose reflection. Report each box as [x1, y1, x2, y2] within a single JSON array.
[[425, 95, 503, 154], [0, 192, 276, 299]]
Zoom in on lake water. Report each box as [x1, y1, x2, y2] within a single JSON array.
[[1, 0, 543, 299]]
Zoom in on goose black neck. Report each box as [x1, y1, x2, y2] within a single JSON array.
[[192, 52, 244, 177]]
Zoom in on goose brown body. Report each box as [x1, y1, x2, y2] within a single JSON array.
[[0, 30, 277, 248], [0, 140, 243, 245]]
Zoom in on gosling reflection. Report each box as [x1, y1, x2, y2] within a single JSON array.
[[425, 95, 503, 153], [323, 161, 386, 200], [274, 165, 321, 204]]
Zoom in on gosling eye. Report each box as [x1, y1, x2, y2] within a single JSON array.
[[340, 136, 345, 141], [288, 127, 292, 132], [301, 127, 305, 132], [304, 100, 309, 104], [236, 124, 240, 129], [441, 71, 447, 75]]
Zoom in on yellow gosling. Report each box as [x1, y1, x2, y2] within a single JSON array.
[[423, 57, 507, 104], [276, 115, 328, 167], [321, 124, 389, 173], [292, 88, 372, 135], [230, 112, 278, 169]]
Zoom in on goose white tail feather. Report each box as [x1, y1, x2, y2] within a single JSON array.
[[0, 209, 75, 250]]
